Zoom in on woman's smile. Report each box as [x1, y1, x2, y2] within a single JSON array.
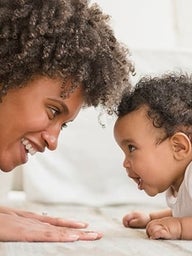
[[0, 76, 84, 172], [21, 138, 38, 156]]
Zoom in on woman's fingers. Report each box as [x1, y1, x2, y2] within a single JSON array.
[[0, 213, 103, 242], [38, 215, 89, 228], [25, 227, 102, 242], [14, 209, 89, 228]]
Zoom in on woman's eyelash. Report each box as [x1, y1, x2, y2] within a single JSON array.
[[50, 107, 60, 117], [48, 107, 68, 130], [61, 123, 68, 130]]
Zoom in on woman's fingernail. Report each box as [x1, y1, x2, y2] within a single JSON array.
[[69, 234, 79, 240], [77, 222, 88, 228], [88, 232, 99, 239]]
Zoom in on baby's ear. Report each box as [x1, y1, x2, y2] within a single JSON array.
[[170, 132, 191, 160]]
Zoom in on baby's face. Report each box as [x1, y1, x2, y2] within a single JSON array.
[[114, 106, 184, 196]]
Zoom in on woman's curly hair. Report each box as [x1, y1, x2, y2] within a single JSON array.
[[116, 72, 192, 139], [0, 0, 134, 113]]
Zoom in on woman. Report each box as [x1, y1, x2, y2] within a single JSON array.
[[0, 0, 134, 241]]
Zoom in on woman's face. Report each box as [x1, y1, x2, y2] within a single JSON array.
[[0, 76, 84, 172]]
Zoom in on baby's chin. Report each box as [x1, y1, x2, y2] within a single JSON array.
[[144, 188, 159, 197]]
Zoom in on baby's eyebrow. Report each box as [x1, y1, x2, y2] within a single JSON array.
[[121, 138, 135, 146]]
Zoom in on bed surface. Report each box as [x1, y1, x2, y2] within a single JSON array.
[[1, 194, 192, 256]]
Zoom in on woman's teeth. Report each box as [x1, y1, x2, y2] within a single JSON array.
[[21, 138, 37, 155]]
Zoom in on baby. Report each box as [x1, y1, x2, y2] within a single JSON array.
[[114, 73, 192, 240]]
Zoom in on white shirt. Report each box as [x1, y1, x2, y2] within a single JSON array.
[[166, 161, 192, 217]]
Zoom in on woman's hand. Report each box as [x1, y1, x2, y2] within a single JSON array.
[[0, 206, 102, 242]]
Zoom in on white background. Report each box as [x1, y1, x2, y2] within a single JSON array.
[[91, 0, 192, 50]]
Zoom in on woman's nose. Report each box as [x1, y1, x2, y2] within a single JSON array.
[[41, 126, 60, 151]]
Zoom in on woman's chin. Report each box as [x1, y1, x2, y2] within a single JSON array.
[[0, 158, 21, 172]]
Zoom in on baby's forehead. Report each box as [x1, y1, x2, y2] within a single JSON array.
[[115, 106, 149, 128], [114, 111, 165, 147], [121, 104, 150, 119]]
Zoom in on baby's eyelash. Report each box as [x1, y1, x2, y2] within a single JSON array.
[[128, 144, 136, 152]]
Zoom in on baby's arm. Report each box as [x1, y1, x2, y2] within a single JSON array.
[[147, 216, 192, 240], [123, 208, 172, 228], [123, 210, 192, 239], [150, 208, 172, 220]]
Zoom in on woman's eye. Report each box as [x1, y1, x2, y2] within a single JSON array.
[[128, 144, 136, 153], [49, 107, 60, 118], [61, 123, 68, 130]]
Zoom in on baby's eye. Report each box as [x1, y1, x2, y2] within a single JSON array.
[[128, 144, 136, 153]]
